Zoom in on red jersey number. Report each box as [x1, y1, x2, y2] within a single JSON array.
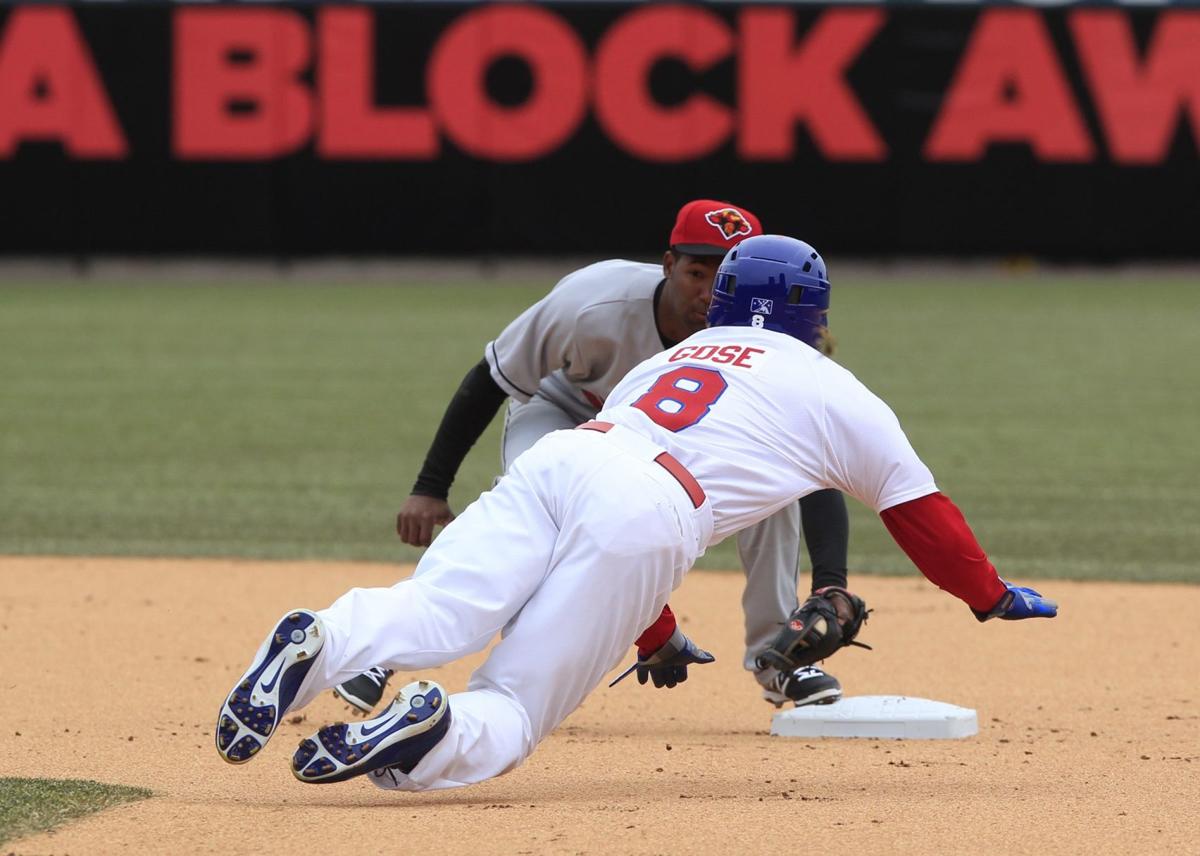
[[632, 366, 727, 432]]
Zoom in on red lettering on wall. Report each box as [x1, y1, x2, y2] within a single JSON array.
[[27, 3, 1195, 174], [0, 8, 126, 158], [1071, 10, 1200, 164], [593, 6, 733, 162], [427, 5, 587, 161], [317, 8, 436, 159], [174, 9, 312, 159], [925, 9, 1093, 162], [738, 9, 887, 161]]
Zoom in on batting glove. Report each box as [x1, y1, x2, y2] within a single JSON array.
[[974, 581, 1059, 622], [610, 627, 715, 689]]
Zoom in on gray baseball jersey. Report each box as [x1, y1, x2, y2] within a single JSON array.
[[484, 260, 665, 425]]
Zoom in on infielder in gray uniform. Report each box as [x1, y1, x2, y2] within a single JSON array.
[[334, 200, 851, 714]]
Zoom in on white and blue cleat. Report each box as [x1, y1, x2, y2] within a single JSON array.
[[216, 609, 325, 764], [292, 680, 450, 784]]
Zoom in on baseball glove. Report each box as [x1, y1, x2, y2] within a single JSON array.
[[755, 586, 871, 673]]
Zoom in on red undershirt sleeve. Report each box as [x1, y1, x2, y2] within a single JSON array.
[[879, 492, 1008, 613], [635, 604, 677, 656]]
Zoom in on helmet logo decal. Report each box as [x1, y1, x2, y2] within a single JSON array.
[[705, 234, 829, 349], [704, 208, 754, 241]]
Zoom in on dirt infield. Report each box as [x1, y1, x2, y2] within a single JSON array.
[[1, 557, 1195, 855]]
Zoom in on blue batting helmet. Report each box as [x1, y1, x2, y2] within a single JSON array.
[[706, 234, 830, 348]]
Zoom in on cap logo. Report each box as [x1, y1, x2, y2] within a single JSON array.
[[704, 207, 754, 241], [750, 297, 774, 315]]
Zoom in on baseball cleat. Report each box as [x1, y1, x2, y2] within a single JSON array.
[[333, 666, 395, 715], [762, 666, 843, 709], [292, 680, 450, 784], [216, 609, 325, 764]]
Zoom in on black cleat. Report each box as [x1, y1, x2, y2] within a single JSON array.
[[762, 666, 843, 708], [334, 666, 395, 715]]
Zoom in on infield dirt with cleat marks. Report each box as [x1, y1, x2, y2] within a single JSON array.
[[0, 556, 1195, 855]]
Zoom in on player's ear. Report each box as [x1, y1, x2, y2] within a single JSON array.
[[662, 250, 676, 278]]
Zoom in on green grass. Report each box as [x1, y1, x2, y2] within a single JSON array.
[[1, 274, 1197, 582], [0, 778, 152, 846], [829, 276, 1200, 581]]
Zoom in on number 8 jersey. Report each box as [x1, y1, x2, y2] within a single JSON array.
[[599, 325, 938, 546]]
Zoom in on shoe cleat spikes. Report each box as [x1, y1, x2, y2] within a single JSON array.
[[217, 609, 325, 765], [290, 680, 449, 784], [226, 735, 261, 763]]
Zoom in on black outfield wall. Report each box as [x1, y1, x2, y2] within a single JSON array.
[[1, 3, 1197, 259]]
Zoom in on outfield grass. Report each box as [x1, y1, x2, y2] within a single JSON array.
[[1, 274, 1197, 581], [0, 778, 151, 846]]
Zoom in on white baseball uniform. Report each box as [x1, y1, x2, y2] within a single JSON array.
[[486, 259, 820, 672], [294, 326, 937, 790]]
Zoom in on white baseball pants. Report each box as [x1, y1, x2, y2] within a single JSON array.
[[291, 425, 713, 790], [503, 394, 802, 676]]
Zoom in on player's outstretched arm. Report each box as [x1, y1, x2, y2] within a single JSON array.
[[879, 492, 1058, 620], [398, 359, 508, 546]]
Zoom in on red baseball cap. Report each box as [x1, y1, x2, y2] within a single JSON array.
[[669, 199, 763, 256]]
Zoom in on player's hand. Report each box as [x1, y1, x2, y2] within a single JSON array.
[[629, 628, 715, 689], [974, 581, 1058, 621], [396, 495, 456, 547]]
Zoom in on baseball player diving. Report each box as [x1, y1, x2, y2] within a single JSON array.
[[333, 199, 851, 716], [216, 234, 1058, 790]]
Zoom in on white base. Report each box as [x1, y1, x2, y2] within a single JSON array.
[[770, 695, 978, 740]]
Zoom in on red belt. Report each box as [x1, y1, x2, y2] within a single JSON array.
[[576, 420, 706, 509]]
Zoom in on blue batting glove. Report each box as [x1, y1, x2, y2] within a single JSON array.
[[974, 581, 1059, 622], [609, 628, 715, 689]]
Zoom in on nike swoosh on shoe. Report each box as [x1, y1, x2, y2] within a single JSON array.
[[260, 660, 287, 694]]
